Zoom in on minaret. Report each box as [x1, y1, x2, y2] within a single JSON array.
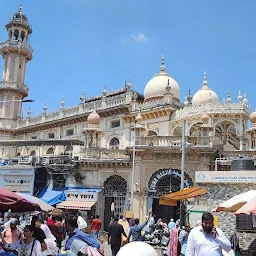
[[0, 5, 33, 127]]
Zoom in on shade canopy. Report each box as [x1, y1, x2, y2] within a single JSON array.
[[17, 193, 54, 212], [235, 197, 256, 216], [214, 190, 256, 213], [160, 186, 207, 206], [0, 188, 39, 212]]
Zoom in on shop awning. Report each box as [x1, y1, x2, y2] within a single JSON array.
[[56, 201, 96, 210], [160, 186, 207, 205]]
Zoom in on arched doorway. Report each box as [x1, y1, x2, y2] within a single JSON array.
[[103, 175, 127, 231], [148, 169, 193, 222]]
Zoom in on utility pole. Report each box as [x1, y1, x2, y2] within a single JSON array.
[[180, 119, 186, 226]]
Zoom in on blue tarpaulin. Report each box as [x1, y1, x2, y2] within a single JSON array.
[[38, 187, 102, 205]]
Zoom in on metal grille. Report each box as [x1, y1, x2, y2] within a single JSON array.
[[114, 196, 126, 216], [149, 175, 181, 197], [103, 175, 127, 196]]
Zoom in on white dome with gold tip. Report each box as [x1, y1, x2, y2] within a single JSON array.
[[192, 72, 219, 105], [144, 56, 180, 102]]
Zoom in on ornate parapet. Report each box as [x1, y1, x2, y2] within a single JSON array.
[[175, 103, 250, 120], [80, 148, 131, 160]]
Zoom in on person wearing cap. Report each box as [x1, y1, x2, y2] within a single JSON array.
[[1, 218, 22, 254]]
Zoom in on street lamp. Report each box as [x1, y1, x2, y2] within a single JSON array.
[[130, 112, 143, 212]]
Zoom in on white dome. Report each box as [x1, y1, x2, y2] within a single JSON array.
[[192, 72, 219, 105], [117, 241, 158, 256], [250, 111, 256, 123], [144, 56, 180, 101]]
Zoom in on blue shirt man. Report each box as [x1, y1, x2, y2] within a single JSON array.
[[65, 214, 100, 252], [178, 223, 190, 256], [128, 218, 148, 241]]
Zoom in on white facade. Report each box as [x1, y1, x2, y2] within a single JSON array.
[[0, 6, 256, 229]]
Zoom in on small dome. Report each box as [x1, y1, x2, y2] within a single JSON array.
[[12, 6, 29, 25], [250, 111, 256, 123], [87, 110, 100, 124], [144, 56, 180, 101], [135, 113, 143, 123], [201, 114, 210, 124], [192, 72, 219, 105]]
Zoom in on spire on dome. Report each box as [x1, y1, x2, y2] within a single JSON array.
[[160, 55, 166, 74], [43, 103, 47, 113], [165, 79, 171, 93], [102, 85, 107, 96], [202, 71, 208, 88], [187, 89, 192, 103], [238, 91, 243, 102], [243, 94, 248, 104], [61, 97, 65, 108], [127, 77, 132, 90], [27, 106, 31, 118], [80, 92, 85, 103], [226, 90, 232, 103]]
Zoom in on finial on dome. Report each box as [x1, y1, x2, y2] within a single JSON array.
[[243, 94, 248, 104], [127, 77, 132, 90], [202, 71, 208, 88], [27, 106, 31, 118], [103, 85, 107, 96], [160, 55, 166, 74], [165, 79, 171, 93], [238, 91, 243, 102], [61, 97, 65, 108], [226, 90, 232, 103], [186, 89, 192, 105], [43, 103, 47, 113], [80, 92, 85, 103]]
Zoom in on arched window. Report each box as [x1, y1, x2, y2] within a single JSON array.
[[30, 150, 36, 156], [46, 147, 54, 155], [109, 138, 120, 149]]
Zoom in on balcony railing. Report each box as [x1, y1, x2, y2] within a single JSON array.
[[0, 40, 33, 53], [80, 148, 130, 160]]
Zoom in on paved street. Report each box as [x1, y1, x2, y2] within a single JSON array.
[[102, 243, 112, 256]]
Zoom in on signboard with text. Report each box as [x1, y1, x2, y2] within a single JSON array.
[[65, 190, 98, 202], [196, 171, 256, 183]]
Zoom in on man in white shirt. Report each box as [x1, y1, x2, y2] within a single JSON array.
[[77, 212, 87, 231], [186, 212, 231, 256]]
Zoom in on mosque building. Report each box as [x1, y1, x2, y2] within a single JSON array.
[[0, 6, 256, 251]]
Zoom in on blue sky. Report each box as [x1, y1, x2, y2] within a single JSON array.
[[0, 0, 255, 116]]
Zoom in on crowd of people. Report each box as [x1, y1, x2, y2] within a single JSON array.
[[0, 212, 103, 256], [107, 211, 241, 256]]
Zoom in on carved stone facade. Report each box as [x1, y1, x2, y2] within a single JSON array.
[[1, 6, 256, 237]]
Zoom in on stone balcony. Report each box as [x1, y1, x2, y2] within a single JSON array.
[[0, 40, 33, 54], [137, 135, 211, 148], [175, 102, 251, 120], [0, 81, 29, 96]]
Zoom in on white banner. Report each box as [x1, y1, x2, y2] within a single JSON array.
[[65, 190, 98, 202], [196, 171, 256, 183]]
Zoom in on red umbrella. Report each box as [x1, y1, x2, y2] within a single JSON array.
[[0, 188, 40, 212]]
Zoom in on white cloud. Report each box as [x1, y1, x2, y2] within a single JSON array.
[[121, 33, 148, 44]]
